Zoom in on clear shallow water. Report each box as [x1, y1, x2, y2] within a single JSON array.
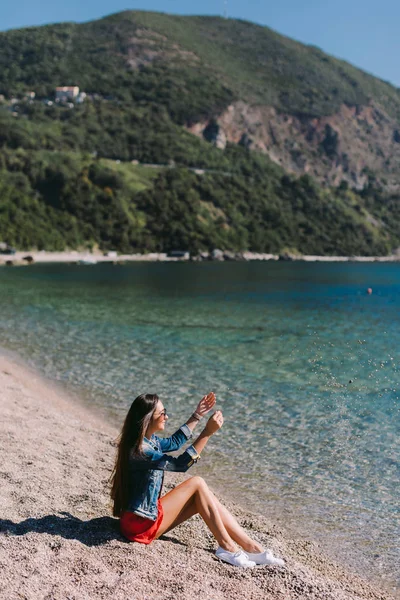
[[0, 262, 398, 592]]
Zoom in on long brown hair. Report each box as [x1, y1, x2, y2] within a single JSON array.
[[110, 393, 159, 517]]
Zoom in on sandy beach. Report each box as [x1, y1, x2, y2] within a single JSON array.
[[1, 250, 400, 266], [0, 353, 394, 600]]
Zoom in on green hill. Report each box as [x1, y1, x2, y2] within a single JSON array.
[[0, 11, 399, 255], [2, 11, 400, 118]]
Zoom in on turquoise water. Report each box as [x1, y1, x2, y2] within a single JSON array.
[[0, 262, 398, 592]]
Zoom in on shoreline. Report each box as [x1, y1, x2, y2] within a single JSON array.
[[0, 351, 396, 599], [1, 249, 400, 266]]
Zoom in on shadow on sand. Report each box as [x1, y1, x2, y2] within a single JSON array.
[[0, 513, 191, 549], [0, 512, 122, 546]]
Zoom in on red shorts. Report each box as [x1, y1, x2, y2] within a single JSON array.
[[120, 500, 164, 545]]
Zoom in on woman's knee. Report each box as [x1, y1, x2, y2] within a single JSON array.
[[190, 475, 208, 490]]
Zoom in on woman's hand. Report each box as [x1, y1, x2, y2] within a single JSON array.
[[204, 410, 224, 435], [195, 392, 216, 417]]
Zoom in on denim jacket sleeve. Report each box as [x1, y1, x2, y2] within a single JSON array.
[[156, 424, 193, 453], [130, 440, 200, 473]]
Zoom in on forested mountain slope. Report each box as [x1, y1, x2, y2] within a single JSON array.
[[0, 11, 399, 254]]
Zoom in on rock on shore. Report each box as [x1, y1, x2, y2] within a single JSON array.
[[0, 355, 394, 600]]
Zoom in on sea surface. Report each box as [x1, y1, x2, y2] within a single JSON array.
[[0, 261, 398, 593]]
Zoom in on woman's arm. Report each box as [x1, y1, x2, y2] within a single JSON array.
[[184, 392, 216, 434], [191, 410, 223, 454], [157, 392, 217, 453], [131, 443, 201, 472], [131, 411, 224, 472]]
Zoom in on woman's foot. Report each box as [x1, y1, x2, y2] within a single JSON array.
[[245, 549, 285, 566], [215, 546, 256, 568]]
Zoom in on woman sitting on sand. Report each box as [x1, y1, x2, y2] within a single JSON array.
[[111, 392, 284, 568]]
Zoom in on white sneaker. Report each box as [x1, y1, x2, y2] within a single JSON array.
[[215, 546, 256, 568], [245, 550, 285, 567]]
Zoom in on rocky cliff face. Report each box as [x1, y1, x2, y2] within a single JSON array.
[[189, 101, 400, 190]]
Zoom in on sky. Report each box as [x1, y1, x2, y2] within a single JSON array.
[[1, 0, 399, 87]]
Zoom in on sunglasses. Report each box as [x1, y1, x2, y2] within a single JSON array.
[[156, 408, 168, 418]]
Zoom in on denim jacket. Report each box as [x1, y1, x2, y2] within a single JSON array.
[[127, 423, 200, 520]]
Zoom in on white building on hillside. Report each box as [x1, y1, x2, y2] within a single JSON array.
[[55, 86, 79, 101], [76, 92, 87, 104]]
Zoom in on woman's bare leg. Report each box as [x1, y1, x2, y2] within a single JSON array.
[[212, 495, 263, 553], [160, 495, 197, 534], [156, 476, 236, 551], [157, 476, 263, 553]]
